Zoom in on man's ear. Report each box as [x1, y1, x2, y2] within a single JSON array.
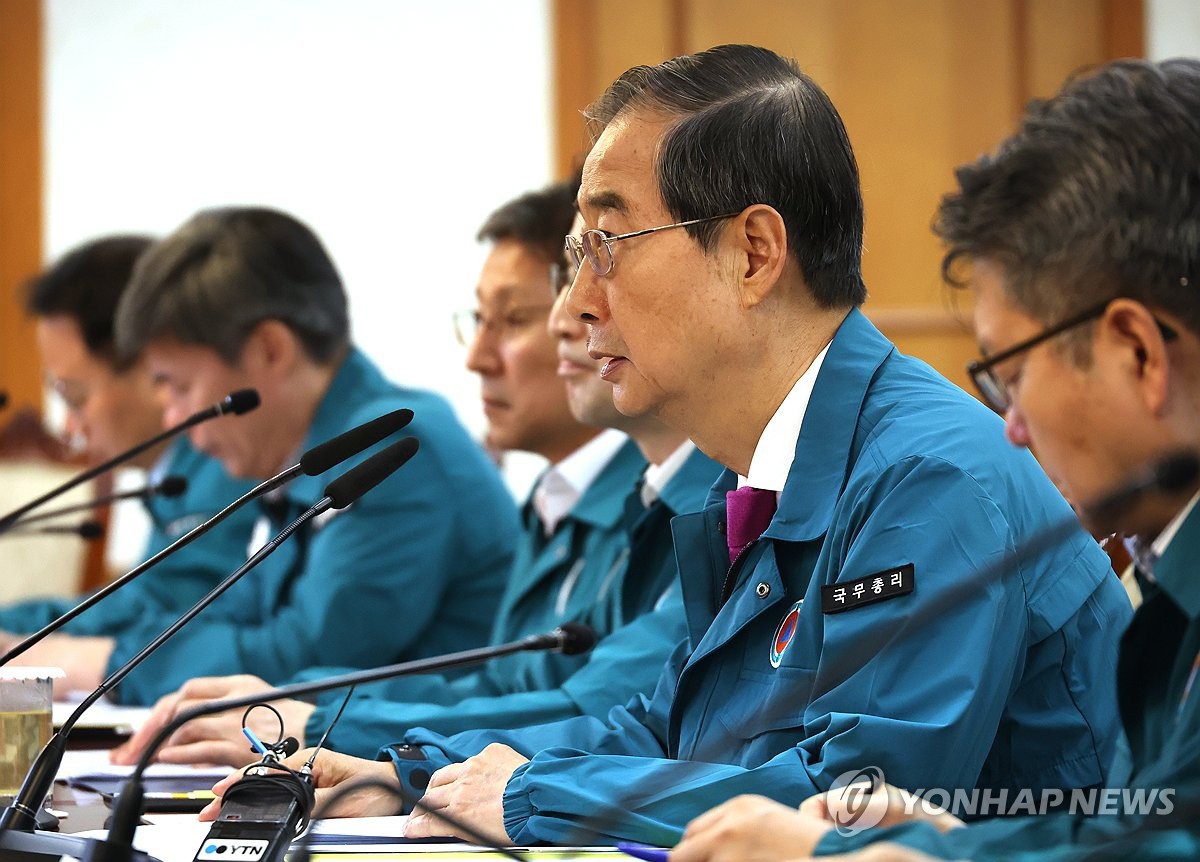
[[1102, 299, 1172, 415], [239, 320, 300, 379], [734, 204, 789, 308]]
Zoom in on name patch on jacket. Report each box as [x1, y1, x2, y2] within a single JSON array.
[[821, 564, 914, 613]]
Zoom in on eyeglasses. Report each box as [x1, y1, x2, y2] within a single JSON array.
[[967, 299, 1178, 413], [564, 212, 741, 278], [453, 303, 555, 346]]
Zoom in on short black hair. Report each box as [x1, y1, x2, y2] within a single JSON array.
[[115, 207, 350, 365], [586, 44, 866, 308], [26, 235, 155, 368], [477, 173, 582, 262], [936, 58, 1200, 340]]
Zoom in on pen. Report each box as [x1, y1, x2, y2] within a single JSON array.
[[617, 841, 671, 862]]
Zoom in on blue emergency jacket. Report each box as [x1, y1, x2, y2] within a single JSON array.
[[305, 444, 721, 760], [396, 310, 1131, 846], [0, 439, 258, 635], [816, 501, 1200, 859], [107, 348, 518, 704]]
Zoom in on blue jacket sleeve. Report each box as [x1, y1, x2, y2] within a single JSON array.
[[325, 595, 687, 759]]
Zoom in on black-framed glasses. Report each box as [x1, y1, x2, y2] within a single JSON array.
[[564, 212, 741, 278], [967, 299, 1178, 413]]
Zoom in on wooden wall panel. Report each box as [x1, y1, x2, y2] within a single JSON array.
[[551, 0, 1144, 391], [0, 0, 43, 413]]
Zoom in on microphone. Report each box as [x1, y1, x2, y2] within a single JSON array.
[[0, 408, 415, 666], [7, 476, 188, 528], [0, 389, 260, 533], [2, 520, 104, 540], [91, 622, 597, 862], [0, 436, 422, 860], [1083, 450, 1199, 526]]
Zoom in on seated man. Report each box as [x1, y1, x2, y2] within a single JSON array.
[[668, 57, 1200, 862], [207, 45, 1131, 847], [6, 207, 519, 704], [121, 181, 719, 769], [0, 235, 259, 681]]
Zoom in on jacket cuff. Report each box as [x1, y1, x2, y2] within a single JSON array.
[[501, 761, 537, 844]]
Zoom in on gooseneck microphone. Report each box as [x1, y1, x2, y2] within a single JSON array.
[[0, 435, 422, 861], [2, 520, 104, 540], [86, 622, 596, 862], [6, 476, 188, 528], [0, 389, 260, 533], [0, 408, 415, 666]]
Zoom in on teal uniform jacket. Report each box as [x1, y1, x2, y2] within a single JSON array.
[[374, 447, 720, 780], [814, 504, 1200, 860], [0, 438, 258, 635], [394, 310, 1130, 846], [107, 348, 518, 704], [305, 444, 720, 761]]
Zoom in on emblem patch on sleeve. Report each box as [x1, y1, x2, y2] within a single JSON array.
[[821, 563, 914, 614]]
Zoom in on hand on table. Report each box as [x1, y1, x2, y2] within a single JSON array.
[[110, 674, 314, 767], [199, 747, 401, 821], [403, 742, 528, 845]]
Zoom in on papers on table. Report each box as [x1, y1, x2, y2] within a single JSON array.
[[57, 747, 232, 783], [53, 697, 150, 732]]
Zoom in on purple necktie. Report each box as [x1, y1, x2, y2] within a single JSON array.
[[726, 486, 777, 562]]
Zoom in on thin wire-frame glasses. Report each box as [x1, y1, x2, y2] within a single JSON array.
[[564, 213, 740, 278]]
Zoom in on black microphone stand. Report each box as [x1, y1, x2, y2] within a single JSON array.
[[1, 407, 414, 665], [0, 390, 259, 534], [0, 435, 420, 862], [87, 623, 594, 862]]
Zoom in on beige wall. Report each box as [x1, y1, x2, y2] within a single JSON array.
[[552, 0, 1144, 390]]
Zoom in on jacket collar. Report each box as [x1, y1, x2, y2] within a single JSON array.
[[278, 347, 386, 508], [658, 447, 724, 518], [524, 437, 647, 533], [1152, 500, 1200, 620], [701, 308, 894, 542]]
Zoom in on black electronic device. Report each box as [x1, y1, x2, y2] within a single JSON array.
[[192, 766, 313, 862]]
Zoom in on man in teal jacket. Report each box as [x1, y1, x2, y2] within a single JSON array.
[[0, 235, 258, 651], [6, 208, 518, 705], [125, 181, 718, 773], [665, 58, 1200, 862], [332, 45, 1129, 846]]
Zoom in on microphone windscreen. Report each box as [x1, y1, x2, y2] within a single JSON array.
[[221, 389, 261, 416], [156, 476, 189, 498], [324, 437, 419, 510], [78, 521, 105, 540], [556, 622, 597, 656], [299, 408, 415, 476], [1154, 451, 1200, 494]]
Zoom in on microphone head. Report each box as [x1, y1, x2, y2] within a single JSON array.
[[299, 408, 416, 476], [78, 521, 105, 540], [155, 475, 189, 498], [324, 436, 420, 510], [220, 389, 261, 416], [555, 622, 597, 656], [1153, 451, 1200, 495], [278, 736, 301, 758]]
